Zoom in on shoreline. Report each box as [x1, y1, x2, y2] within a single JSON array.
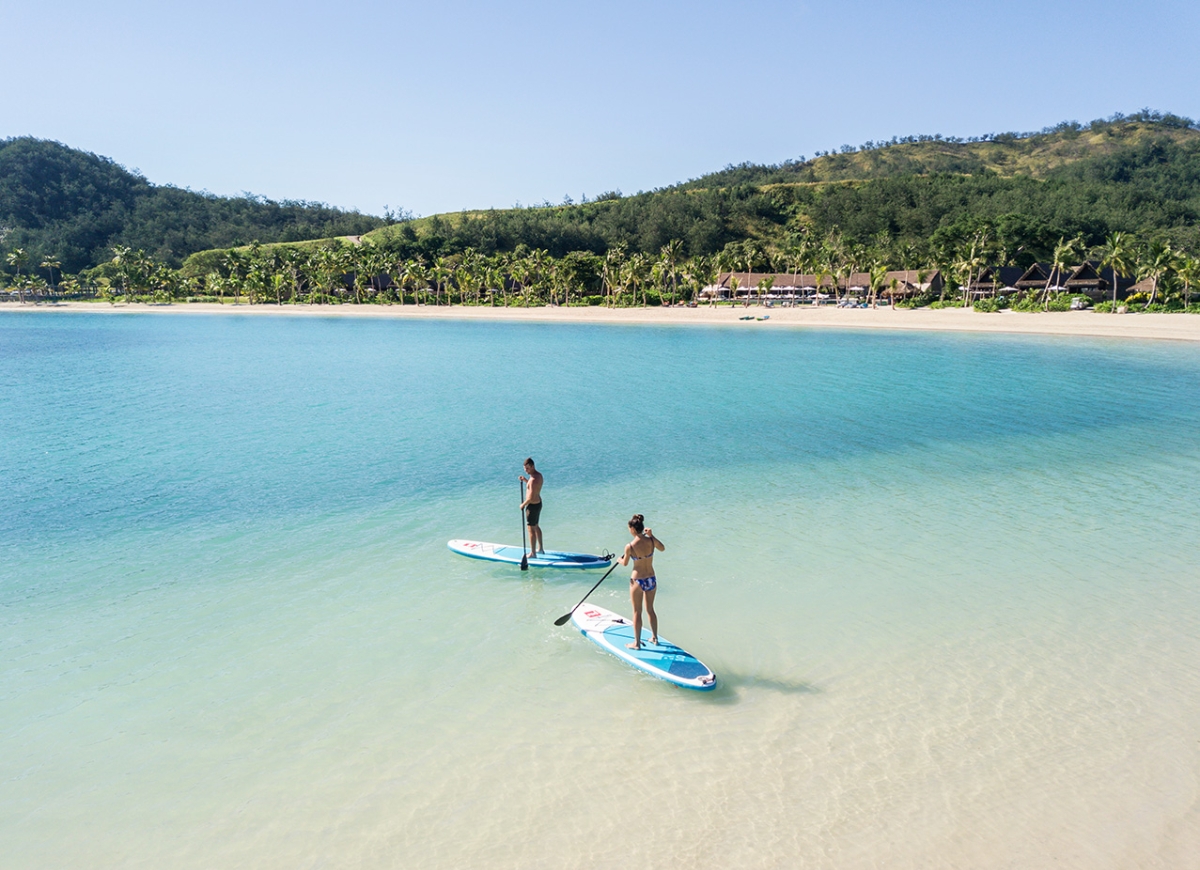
[[5, 300, 1200, 342]]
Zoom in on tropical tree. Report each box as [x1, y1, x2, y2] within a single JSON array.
[[6, 249, 28, 302], [660, 239, 683, 305], [40, 256, 61, 292], [1178, 251, 1200, 310], [713, 248, 735, 306], [684, 254, 716, 304], [205, 270, 226, 303], [1042, 235, 1083, 308], [406, 259, 429, 305], [603, 245, 626, 308], [1095, 231, 1135, 312], [1136, 237, 1174, 307], [756, 274, 774, 305], [628, 252, 651, 306], [109, 245, 138, 302], [955, 228, 990, 307], [869, 263, 888, 309]]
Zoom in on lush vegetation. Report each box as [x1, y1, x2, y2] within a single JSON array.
[[354, 112, 1200, 267], [0, 137, 387, 273], [4, 111, 1200, 313]]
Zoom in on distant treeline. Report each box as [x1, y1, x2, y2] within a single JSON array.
[[0, 137, 388, 273], [4, 112, 1200, 282], [669, 109, 1200, 190], [363, 120, 1200, 267]]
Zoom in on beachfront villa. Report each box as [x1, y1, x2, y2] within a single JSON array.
[[1004, 263, 1136, 299], [710, 263, 1139, 304], [705, 270, 944, 303]]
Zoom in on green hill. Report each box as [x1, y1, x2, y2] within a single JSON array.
[[674, 111, 1200, 187], [349, 112, 1200, 266], [8, 110, 1200, 280], [0, 137, 386, 273]]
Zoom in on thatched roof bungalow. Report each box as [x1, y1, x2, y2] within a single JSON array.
[[1008, 262, 1135, 299], [706, 270, 942, 300], [967, 266, 1025, 297], [1015, 263, 1072, 292]]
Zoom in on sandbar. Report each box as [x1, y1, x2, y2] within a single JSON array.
[[5, 301, 1200, 343]]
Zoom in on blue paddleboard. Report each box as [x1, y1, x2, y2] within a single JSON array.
[[571, 604, 716, 690], [448, 539, 612, 570]]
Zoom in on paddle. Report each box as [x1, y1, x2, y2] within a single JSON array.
[[519, 480, 528, 571], [554, 557, 619, 626]]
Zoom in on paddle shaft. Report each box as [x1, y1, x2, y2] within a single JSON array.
[[519, 480, 528, 571], [554, 559, 619, 626]]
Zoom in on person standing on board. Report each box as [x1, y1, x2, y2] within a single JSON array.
[[618, 514, 664, 650], [519, 457, 544, 556]]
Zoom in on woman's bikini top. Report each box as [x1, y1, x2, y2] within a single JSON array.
[[630, 539, 653, 561]]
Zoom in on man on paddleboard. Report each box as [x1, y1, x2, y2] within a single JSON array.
[[519, 458, 544, 556]]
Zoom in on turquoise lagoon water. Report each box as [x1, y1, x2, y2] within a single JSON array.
[[2, 310, 1200, 869]]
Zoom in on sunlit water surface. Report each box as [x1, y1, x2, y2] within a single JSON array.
[[3, 311, 1199, 869]]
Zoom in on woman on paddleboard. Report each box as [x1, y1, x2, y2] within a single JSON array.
[[618, 514, 664, 650]]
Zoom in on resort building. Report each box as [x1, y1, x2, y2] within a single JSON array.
[[1002, 262, 1136, 300], [706, 270, 943, 302]]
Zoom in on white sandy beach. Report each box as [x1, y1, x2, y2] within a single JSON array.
[[5, 300, 1200, 343]]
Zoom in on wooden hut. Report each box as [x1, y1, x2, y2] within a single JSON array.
[[967, 266, 1024, 298], [1015, 263, 1071, 295]]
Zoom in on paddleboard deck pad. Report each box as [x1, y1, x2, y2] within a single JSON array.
[[572, 604, 716, 690], [448, 540, 612, 569]]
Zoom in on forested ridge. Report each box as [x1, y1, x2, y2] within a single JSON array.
[[0, 137, 386, 273], [3, 111, 1200, 314], [361, 111, 1200, 265]]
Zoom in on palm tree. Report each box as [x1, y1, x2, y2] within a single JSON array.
[[869, 263, 888, 309], [756, 274, 774, 305], [628, 252, 650, 307], [603, 245, 626, 308], [660, 239, 683, 306], [457, 248, 480, 306], [312, 245, 344, 304], [40, 256, 61, 293], [223, 250, 247, 304], [110, 245, 136, 302], [1135, 238, 1174, 308], [713, 248, 736, 305], [684, 254, 716, 305], [822, 239, 843, 305], [6, 248, 29, 303], [1096, 231, 1135, 313], [487, 261, 505, 307], [1178, 252, 1200, 310], [408, 260, 430, 305], [529, 249, 551, 305], [1042, 235, 1082, 309], [206, 271, 225, 303]]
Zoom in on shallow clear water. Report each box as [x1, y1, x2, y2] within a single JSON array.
[[3, 311, 1199, 868]]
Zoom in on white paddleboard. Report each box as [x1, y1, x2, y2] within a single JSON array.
[[572, 604, 716, 690], [448, 539, 612, 570]]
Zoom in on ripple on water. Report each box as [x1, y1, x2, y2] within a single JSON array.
[[2, 314, 1200, 868]]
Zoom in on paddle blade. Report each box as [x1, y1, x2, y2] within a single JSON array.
[[520, 554, 528, 571], [553, 613, 572, 626]]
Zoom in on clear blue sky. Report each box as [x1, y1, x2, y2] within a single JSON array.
[[6, 0, 1198, 218]]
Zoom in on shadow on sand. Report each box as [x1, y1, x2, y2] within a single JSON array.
[[696, 669, 821, 704]]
